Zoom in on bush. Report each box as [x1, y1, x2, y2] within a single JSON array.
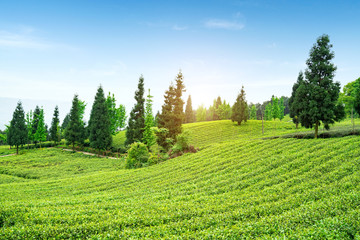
[[125, 142, 150, 169], [169, 131, 198, 158]]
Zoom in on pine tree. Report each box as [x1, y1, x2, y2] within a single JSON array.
[[32, 106, 41, 144], [289, 72, 304, 128], [250, 105, 257, 120], [89, 86, 112, 151], [65, 95, 86, 150], [126, 75, 145, 145], [271, 96, 279, 120], [279, 97, 285, 121], [61, 114, 70, 132], [106, 93, 119, 135], [231, 86, 248, 125], [184, 95, 194, 123], [173, 70, 186, 137], [25, 110, 33, 147], [34, 108, 47, 148], [143, 89, 155, 149], [298, 34, 345, 138], [50, 106, 60, 145], [7, 101, 28, 154]]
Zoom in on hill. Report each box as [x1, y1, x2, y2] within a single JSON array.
[[1, 120, 360, 238]]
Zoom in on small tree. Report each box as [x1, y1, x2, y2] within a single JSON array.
[[231, 86, 248, 125], [89, 86, 112, 152], [143, 89, 156, 149], [173, 70, 186, 137], [279, 97, 285, 121], [34, 108, 47, 148], [126, 75, 145, 145], [126, 142, 150, 169], [118, 104, 127, 130], [264, 103, 272, 121], [25, 110, 33, 148], [250, 105, 257, 120], [7, 101, 28, 154], [271, 96, 280, 120], [65, 95, 86, 150], [49, 106, 61, 145], [184, 95, 194, 123]]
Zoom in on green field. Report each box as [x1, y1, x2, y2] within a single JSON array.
[[1, 119, 360, 239]]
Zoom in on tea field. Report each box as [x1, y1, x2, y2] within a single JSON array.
[[1, 119, 360, 239]]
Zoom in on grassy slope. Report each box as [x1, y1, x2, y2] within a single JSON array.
[[1, 120, 360, 239]]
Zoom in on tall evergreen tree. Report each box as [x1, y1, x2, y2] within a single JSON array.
[[50, 106, 60, 144], [126, 75, 145, 145], [61, 114, 70, 132], [231, 86, 248, 125], [173, 71, 186, 136], [34, 108, 47, 148], [65, 94, 86, 150], [7, 101, 28, 154], [184, 95, 194, 123], [143, 89, 155, 149], [289, 72, 305, 128], [32, 105, 41, 144], [25, 110, 33, 147], [89, 86, 112, 151], [271, 96, 280, 120], [297, 34, 345, 138], [250, 105, 257, 120], [279, 97, 285, 121]]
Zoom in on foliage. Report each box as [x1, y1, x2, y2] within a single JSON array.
[[279, 97, 285, 121], [125, 142, 150, 169], [61, 113, 70, 133], [65, 94, 86, 150], [231, 86, 248, 125], [296, 34, 345, 138], [340, 77, 360, 117], [271, 96, 280, 120], [49, 106, 61, 144], [196, 104, 206, 122], [216, 100, 232, 120], [106, 92, 127, 134], [89, 86, 113, 151], [25, 110, 33, 145], [289, 72, 304, 128], [34, 108, 47, 148], [126, 75, 145, 145], [143, 89, 156, 149], [184, 95, 194, 123], [7, 101, 28, 154], [250, 105, 257, 120]]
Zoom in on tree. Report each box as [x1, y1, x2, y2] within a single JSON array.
[[25, 110, 33, 148], [297, 34, 345, 138], [118, 104, 127, 130], [61, 113, 70, 133], [289, 72, 305, 128], [264, 103, 272, 121], [126, 75, 145, 145], [217, 100, 232, 120], [279, 97, 285, 121], [184, 95, 194, 123], [196, 105, 207, 122], [143, 89, 156, 149], [49, 106, 61, 145], [213, 96, 222, 120], [105, 93, 128, 134], [231, 86, 248, 125], [32, 105, 41, 144], [65, 95, 86, 150], [250, 105, 257, 120], [89, 86, 112, 152], [353, 78, 360, 117], [271, 96, 280, 120], [34, 108, 47, 148], [7, 101, 28, 154], [173, 70, 186, 137]]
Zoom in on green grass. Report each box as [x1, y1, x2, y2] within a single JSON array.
[[1, 119, 360, 238]]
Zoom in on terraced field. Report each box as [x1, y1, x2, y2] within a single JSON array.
[[1, 120, 360, 239]]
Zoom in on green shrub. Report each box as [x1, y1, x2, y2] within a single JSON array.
[[125, 142, 150, 169]]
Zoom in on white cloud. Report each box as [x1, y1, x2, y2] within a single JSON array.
[[172, 25, 188, 31], [204, 19, 244, 30]]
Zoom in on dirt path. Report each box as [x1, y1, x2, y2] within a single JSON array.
[[62, 148, 120, 159], [0, 154, 16, 157]]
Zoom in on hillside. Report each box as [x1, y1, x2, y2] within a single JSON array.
[[1, 120, 360, 239]]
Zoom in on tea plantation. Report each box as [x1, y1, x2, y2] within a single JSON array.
[[1, 120, 360, 239]]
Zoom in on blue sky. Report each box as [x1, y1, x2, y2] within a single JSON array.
[[1, 0, 360, 128]]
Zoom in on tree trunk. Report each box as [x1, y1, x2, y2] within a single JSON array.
[[237, 121, 241, 126], [314, 121, 319, 139], [296, 122, 299, 129]]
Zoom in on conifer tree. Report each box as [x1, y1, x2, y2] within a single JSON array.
[[7, 101, 27, 154], [173, 71, 186, 137], [32, 105, 41, 144], [297, 34, 345, 138], [50, 106, 60, 144], [65, 94, 86, 150], [289, 72, 304, 128], [61, 114, 70, 132], [184, 95, 194, 123], [250, 105, 257, 120], [25, 110, 33, 147], [126, 75, 145, 145], [279, 97, 285, 121], [34, 108, 47, 148], [213, 96, 222, 120], [143, 89, 155, 149], [271, 96, 280, 120], [89, 86, 112, 151], [231, 86, 248, 125]]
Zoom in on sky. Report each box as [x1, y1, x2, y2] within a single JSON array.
[[1, 0, 360, 129]]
